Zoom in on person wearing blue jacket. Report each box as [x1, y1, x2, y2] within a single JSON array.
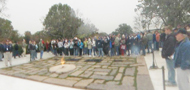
[[174, 29, 190, 90], [78, 39, 83, 56]]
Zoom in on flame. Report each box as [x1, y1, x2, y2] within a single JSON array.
[[61, 57, 65, 65]]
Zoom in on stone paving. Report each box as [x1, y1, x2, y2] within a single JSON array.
[[0, 56, 154, 90]]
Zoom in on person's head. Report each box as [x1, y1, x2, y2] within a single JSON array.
[[162, 30, 165, 33], [6, 40, 9, 45], [173, 28, 178, 33], [65, 39, 68, 43], [186, 24, 190, 31], [122, 34, 125, 38], [88, 38, 91, 41], [29, 41, 31, 44], [164, 25, 173, 35], [9, 41, 12, 44], [175, 29, 188, 42]]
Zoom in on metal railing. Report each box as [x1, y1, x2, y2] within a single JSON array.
[[162, 66, 166, 90]]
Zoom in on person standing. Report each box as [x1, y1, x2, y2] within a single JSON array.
[[22, 39, 27, 57], [0, 42, 4, 61], [161, 25, 177, 86], [64, 39, 70, 56], [155, 31, 160, 51], [4, 40, 13, 67], [140, 33, 147, 56], [110, 35, 115, 56], [120, 35, 126, 56], [58, 39, 63, 56], [83, 38, 88, 55], [115, 34, 120, 56], [126, 35, 131, 56], [69, 39, 74, 56], [92, 38, 96, 57], [153, 31, 157, 50], [160, 30, 166, 48], [146, 30, 153, 53], [39, 39, 44, 59], [174, 29, 190, 90], [87, 38, 92, 57], [78, 39, 83, 56], [73, 37, 79, 56], [46, 41, 50, 52], [29, 41, 36, 61], [96, 37, 104, 57], [13, 42, 20, 58], [34, 41, 38, 59]]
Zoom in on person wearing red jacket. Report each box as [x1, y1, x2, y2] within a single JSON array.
[[46, 41, 49, 52]]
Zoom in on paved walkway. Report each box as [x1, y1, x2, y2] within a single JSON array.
[[144, 50, 179, 90], [0, 52, 80, 90], [0, 54, 153, 90], [0, 50, 178, 90]]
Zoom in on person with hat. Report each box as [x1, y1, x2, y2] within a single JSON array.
[[173, 28, 178, 33], [162, 25, 177, 86], [174, 29, 190, 90], [4, 40, 13, 67]]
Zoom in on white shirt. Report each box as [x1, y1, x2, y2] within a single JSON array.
[[58, 42, 63, 48]]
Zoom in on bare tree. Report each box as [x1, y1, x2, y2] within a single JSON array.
[[0, 0, 6, 14]]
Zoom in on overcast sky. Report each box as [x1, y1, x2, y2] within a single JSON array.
[[3, 0, 139, 35]]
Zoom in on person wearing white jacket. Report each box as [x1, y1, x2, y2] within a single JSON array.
[[64, 39, 70, 56], [58, 39, 63, 56], [92, 38, 96, 57], [87, 38, 92, 57]]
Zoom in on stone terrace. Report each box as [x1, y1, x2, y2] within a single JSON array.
[[0, 56, 154, 90]]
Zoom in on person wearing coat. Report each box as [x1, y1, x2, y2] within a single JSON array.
[[87, 38, 92, 57], [174, 29, 190, 90], [4, 40, 13, 67], [162, 26, 177, 86], [78, 39, 83, 56], [39, 39, 44, 59], [96, 37, 104, 57], [64, 39, 70, 56], [22, 39, 27, 57]]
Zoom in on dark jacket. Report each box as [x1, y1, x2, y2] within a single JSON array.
[[174, 38, 190, 70], [160, 33, 166, 42], [28, 44, 36, 50], [140, 36, 148, 46], [161, 33, 176, 58], [0, 44, 4, 52], [96, 40, 103, 48], [153, 34, 156, 42], [74, 39, 78, 48], [4, 44, 13, 52], [14, 44, 19, 51]]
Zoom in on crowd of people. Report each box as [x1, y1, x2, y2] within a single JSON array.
[[0, 24, 190, 90]]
